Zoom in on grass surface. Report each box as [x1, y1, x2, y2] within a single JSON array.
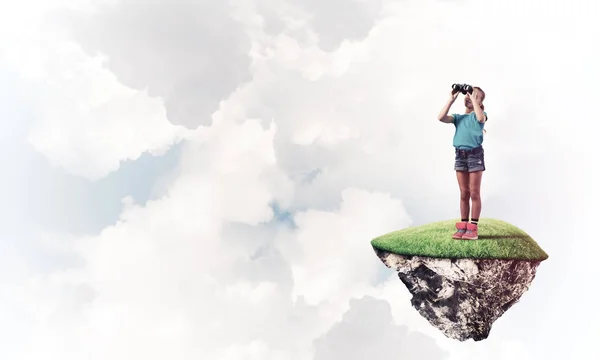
[[371, 218, 548, 260]]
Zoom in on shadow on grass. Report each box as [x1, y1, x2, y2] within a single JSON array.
[[477, 235, 528, 240]]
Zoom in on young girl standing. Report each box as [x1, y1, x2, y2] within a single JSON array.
[[437, 86, 487, 240]]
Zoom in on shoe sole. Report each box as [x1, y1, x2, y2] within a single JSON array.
[[452, 228, 467, 239]]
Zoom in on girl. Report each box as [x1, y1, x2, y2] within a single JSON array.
[[437, 86, 487, 240]]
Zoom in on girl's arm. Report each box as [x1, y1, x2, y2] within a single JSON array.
[[472, 102, 487, 123], [438, 92, 458, 123]]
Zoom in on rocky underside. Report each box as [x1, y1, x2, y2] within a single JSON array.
[[374, 248, 541, 341]]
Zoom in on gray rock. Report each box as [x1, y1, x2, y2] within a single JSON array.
[[374, 248, 541, 341]]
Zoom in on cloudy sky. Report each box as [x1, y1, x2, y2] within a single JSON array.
[[1, 0, 599, 359]]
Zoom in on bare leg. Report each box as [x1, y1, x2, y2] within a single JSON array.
[[456, 171, 470, 220], [469, 170, 483, 219]]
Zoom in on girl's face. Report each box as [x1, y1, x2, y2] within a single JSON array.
[[465, 89, 483, 108]]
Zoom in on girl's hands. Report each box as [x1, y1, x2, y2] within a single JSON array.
[[465, 91, 480, 106], [449, 90, 459, 102]]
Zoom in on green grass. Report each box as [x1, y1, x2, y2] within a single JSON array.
[[371, 218, 548, 261]]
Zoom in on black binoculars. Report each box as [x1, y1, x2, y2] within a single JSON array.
[[452, 83, 473, 95]]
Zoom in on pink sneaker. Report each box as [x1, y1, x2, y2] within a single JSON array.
[[461, 223, 479, 240], [452, 222, 467, 239]]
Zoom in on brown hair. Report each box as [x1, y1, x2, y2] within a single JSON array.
[[474, 86, 485, 111], [474, 86, 487, 134]]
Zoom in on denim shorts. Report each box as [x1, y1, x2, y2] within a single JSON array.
[[454, 146, 485, 172]]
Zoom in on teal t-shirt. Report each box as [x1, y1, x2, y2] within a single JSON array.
[[452, 111, 487, 150]]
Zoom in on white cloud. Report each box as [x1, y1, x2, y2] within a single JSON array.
[[10, 119, 279, 359], [26, 40, 188, 180], [217, 341, 292, 360], [1, 0, 189, 180], [7, 111, 417, 359], [312, 296, 448, 360], [279, 187, 412, 306], [3, 0, 600, 359], [55, 0, 257, 129]]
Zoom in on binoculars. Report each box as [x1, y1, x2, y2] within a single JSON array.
[[452, 83, 473, 95]]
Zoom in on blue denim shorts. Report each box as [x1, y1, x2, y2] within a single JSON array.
[[454, 146, 485, 172]]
